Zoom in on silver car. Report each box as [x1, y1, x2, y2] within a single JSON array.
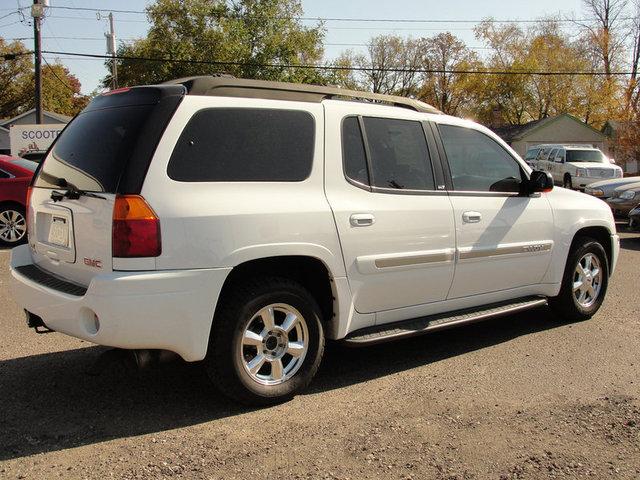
[[585, 176, 640, 200]]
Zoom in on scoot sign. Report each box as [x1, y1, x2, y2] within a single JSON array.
[[9, 124, 66, 157]]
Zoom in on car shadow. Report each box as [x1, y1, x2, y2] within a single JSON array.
[[620, 236, 640, 251], [0, 306, 564, 461]]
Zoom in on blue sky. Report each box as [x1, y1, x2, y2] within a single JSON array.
[[1, 0, 587, 95]]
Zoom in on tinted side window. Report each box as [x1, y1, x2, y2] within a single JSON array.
[[342, 117, 369, 186], [439, 125, 523, 192], [363, 117, 434, 190], [168, 108, 315, 182], [0, 169, 10, 179]]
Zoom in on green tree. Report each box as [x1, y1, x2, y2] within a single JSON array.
[[1, 37, 88, 118], [39, 62, 90, 117], [106, 0, 326, 87], [0, 38, 33, 119]]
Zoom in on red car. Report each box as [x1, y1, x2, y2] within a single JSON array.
[[0, 156, 38, 246]]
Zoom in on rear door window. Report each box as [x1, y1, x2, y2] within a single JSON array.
[[167, 108, 315, 182]]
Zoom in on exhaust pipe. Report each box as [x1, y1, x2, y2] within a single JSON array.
[[131, 349, 179, 370], [87, 348, 179, 376]]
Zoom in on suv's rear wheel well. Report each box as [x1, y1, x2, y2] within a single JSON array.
[[571, 226, 612, 272], [217, 256, 335, 325]]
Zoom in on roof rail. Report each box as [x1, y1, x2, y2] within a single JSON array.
[[162, 75, 442, 114]]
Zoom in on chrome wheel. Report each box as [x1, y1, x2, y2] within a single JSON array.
[[239, 303, 309, 386], [0, 209, 26, 244], [572, 253, 602, 308]]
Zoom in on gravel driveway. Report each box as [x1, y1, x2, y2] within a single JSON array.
[[1, 232, 639, 479]]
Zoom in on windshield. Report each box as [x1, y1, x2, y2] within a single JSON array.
[[11, 158, 38, 172], [566, 150, 605, 163], [33, 105, 154, 192]]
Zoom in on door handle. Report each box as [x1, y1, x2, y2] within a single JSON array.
[[462, 211, 482, 223], [350, 213, 375, 227]]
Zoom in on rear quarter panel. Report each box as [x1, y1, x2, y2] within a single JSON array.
[[141, 96, 346, 278]]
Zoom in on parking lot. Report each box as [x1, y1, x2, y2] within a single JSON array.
[[0, 230, 639, 480]]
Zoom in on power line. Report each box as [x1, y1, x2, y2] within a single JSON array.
[[41, 55, 77, 94], [42, 6, 635, 24], [41, 49, 639, 76], [4, 36, 492, 49]]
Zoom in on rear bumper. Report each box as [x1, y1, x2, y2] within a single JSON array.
[[9, 244, 231, 361]]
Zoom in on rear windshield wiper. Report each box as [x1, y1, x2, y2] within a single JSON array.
[[51, 178, 106, 202]]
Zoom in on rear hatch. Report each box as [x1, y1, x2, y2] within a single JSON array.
[[27, 85, 184, 286]]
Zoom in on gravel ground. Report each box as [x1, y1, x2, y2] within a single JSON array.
[[1, 231, 639, 480]]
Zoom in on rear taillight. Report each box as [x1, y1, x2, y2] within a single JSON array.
[[25, 186, 33, 239], [112, 195, 161, 257]]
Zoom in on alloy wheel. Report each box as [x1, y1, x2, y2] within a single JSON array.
[[572, 253, 603, 308], [0, 209, 26, 244], [239, 303, 309, 386]]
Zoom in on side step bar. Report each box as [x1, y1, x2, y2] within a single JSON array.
[[343, 296, 548, 346]]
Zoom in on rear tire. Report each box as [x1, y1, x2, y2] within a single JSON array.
[[563, 175, 572, 189], [205, 277, 325, 406], [548, 237, 608, 322], [0, 205, 27, 246]]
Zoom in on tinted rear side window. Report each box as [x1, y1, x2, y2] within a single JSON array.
[[168, 108, 315, 182], [342, 117, 369, 186], [363, 117, 434, 190], [34, 105, 154, 192]]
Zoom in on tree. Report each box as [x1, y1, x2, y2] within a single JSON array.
[[418, 32, 482, 115], [0, 38, 33, 119], [0, 37, 88, 118], [39, 62, 90, 116], [579, 0, 628, 78], [106, 0, 326, 87]]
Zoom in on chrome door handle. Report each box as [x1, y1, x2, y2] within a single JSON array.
[[350, 213, 375, 227], [462, 211, 482, 223]]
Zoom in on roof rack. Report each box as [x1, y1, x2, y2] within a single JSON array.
[[162, 75, 442, 115]]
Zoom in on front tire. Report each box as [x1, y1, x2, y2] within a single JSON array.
[[205, 277, 325, 406], [548, 237, 609, 321], [563, 174, 572, 189]]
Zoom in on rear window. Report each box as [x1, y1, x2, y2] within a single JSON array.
[[167, 108, 315, 182], [34, 105, 155, 192]]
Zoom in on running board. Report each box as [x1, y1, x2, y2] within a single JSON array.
[[343, 296, 548, 346]]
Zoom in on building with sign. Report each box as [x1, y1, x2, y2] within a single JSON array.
[[0, 109, 71, 156]]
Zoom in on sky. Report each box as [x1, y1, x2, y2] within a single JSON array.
[[0, 0, 589, 95]]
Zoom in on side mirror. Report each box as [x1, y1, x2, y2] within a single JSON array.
[[524, 170, 553, 195]]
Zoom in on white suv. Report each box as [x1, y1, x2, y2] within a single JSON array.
[[527, 144, 622, 190], [10, 77, 619, 405]]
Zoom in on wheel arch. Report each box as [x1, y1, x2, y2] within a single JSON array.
[[570, 225, 613, 274], [0, 200, 26, 212], [215, 255, 339, 334]]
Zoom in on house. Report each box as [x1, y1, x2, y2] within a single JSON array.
[[0, 109, 72, 155], [493, 113, 609, 159]]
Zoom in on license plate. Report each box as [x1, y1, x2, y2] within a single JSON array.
[[48, 216, 69, 247]]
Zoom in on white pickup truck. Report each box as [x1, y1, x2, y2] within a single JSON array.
[[10, 77, 619, 405]]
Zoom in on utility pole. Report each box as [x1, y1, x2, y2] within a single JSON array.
[[106, 13, 118, 89], [31, 0, 46, 124]]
